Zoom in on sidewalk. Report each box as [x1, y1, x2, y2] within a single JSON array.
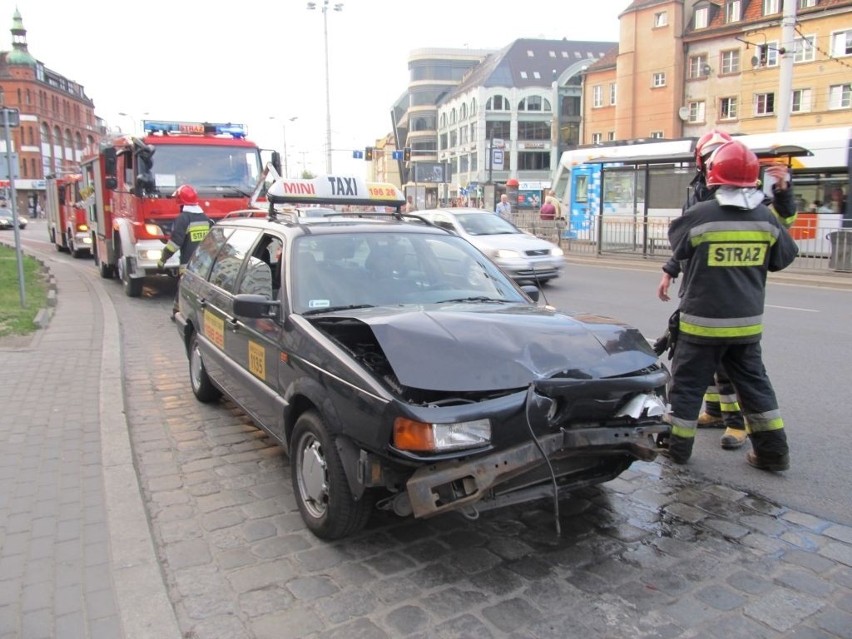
[[0, 249, 179, 639]]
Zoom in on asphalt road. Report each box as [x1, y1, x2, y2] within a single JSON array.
[[542, 261, 852, 528]]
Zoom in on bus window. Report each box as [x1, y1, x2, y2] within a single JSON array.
[[575, 174, 588, 203]]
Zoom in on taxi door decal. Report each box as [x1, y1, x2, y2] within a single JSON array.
[[248, 340, 266, 381], [204, 310, 225, 349]]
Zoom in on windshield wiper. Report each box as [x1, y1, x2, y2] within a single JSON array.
[[436, 296, 511, 304], [302, 304, 375, 316], [197, 185, 252, 197]]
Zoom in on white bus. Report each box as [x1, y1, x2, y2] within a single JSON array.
[[551, 127, 851, 257]]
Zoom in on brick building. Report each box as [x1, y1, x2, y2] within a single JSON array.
[[0, 9, 101, 214]]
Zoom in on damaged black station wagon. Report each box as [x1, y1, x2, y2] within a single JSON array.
[[175, 171, 670, 540]]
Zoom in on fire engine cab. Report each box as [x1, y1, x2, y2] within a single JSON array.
[[45, 173, 92, 258], [80, 119, 273, 297]]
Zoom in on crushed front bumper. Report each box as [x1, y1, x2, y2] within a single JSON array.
[[404, 422, 668, 519]]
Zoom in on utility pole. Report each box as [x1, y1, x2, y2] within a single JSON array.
[[777, 0, 797, 132], [2, 107, 24, 306]]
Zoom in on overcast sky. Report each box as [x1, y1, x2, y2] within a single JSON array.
[[13, 0, 626, 175]]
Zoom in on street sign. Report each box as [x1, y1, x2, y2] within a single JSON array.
[[0, 154, 19, 179], [391, 150, 403, 160], [1, 108, 19, 127], [352, 150, 364, 159]]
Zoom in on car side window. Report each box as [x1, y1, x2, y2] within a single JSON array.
[[186, 226, 233, 280], [208, 228, 261, 293]]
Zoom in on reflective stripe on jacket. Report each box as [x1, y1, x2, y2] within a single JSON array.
[[668, 198, 798, 344]]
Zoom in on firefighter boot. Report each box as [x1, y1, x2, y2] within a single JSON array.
[[698, 412, 723, 428], [659, 434, 694, 465], [720, 427, 747, 449], [746, 430, 790, 472]]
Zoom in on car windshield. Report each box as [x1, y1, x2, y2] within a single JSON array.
[[0, 209, 13, 219], [291, 231, 525, 314], [454, 212, 521, 236]]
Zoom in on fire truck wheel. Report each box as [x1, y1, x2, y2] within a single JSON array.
[[189, 332, 221, 403], [116, 244, 143, 297], [94, 243, 114, 278]]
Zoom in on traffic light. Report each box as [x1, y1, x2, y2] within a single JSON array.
[[403, 147, 411, 162], [364, 146, 374, 161]]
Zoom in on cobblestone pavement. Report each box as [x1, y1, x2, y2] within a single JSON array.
[[109, 276, 852, 639], [2, 237, 851, 639]]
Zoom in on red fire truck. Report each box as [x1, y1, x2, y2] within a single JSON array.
[[45, 173, 92, 258], [80, 119, 274, 296]]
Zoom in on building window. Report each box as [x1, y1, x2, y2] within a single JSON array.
[[831, 30, 852, 57], [694, 7, 709, 29], [516, 121, 550, 141], [593, 85, 603, 107], [652, 72, 666, 87], [654, 11, 668, 27], [650, 131, 664, 139], [720, 96, 738, 120], [721, 50, 740, 74], [688, 55, 709, 79], [755, 92, 776, 115], [794, 35, 816, 62], [518, 95, 550, 112], [486, 95, 510, 111], [798, 0, 816, 7], [763, 0, 780, 14], [485, 120, 510, 140], [609, 83, 617, 105], [592, 132, 602, 144], [792, 89, 812, 112], [607, 131, 615, 141], [688, 101, 706, 123], [726, 0, 741, 22], [756, 42, 779, 67], [517, 151, 550, 171], [828, 84, 851, 109]]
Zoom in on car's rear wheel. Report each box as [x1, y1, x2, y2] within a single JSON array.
[[291, 411, 373, 540], [189, 332, 221, 403]]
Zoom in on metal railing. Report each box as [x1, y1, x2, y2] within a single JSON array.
[[509, 210, 852, 274]]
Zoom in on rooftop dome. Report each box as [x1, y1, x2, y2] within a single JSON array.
[[6, 9, 36, 67]]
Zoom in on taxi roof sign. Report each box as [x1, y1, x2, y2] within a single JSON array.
[[267, 175, 405, 208]]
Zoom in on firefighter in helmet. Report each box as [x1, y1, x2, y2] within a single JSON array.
[[660, 140, 798, 470], [158, 184, 212, 318], [657, 129, 797, 452]]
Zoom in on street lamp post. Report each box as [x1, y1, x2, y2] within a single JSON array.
[[117, 112, 137, 135], [307, 1, 342, 174], [270, 116, 299, 177]]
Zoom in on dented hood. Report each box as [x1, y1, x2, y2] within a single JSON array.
[[348, 305, 657, 392]]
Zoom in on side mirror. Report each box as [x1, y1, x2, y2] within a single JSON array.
[[233, 294, 280, 318], [521, 285, 540, 303], [103, 147, 117, 191]]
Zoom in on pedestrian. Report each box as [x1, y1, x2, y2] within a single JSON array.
[[657, 129, 797, 451], [495, 193, 512, 220], [659, 140, 799, 470], [544, 189, 563, 220], [157, 184, 213, 320]]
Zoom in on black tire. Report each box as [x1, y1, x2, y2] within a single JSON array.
[[94, 241, 115, 279], [116, 243, 143, 297], [189, 332, 221, 403], [290, 411, 373, 540]]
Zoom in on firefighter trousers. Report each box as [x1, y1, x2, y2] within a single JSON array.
[[703, 366, 745, 430], [668, 340, 788, 456]]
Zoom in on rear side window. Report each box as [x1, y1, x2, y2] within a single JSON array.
[[208, 228, 261, 293], [186, 226, 233, 280]]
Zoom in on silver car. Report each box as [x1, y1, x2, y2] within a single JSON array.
[[0, 208, 26, 230], [419, 208, 564, 284]]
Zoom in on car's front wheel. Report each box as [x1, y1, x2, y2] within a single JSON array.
[[291, 411, 373, 540], [189, 332, 221, 403]]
